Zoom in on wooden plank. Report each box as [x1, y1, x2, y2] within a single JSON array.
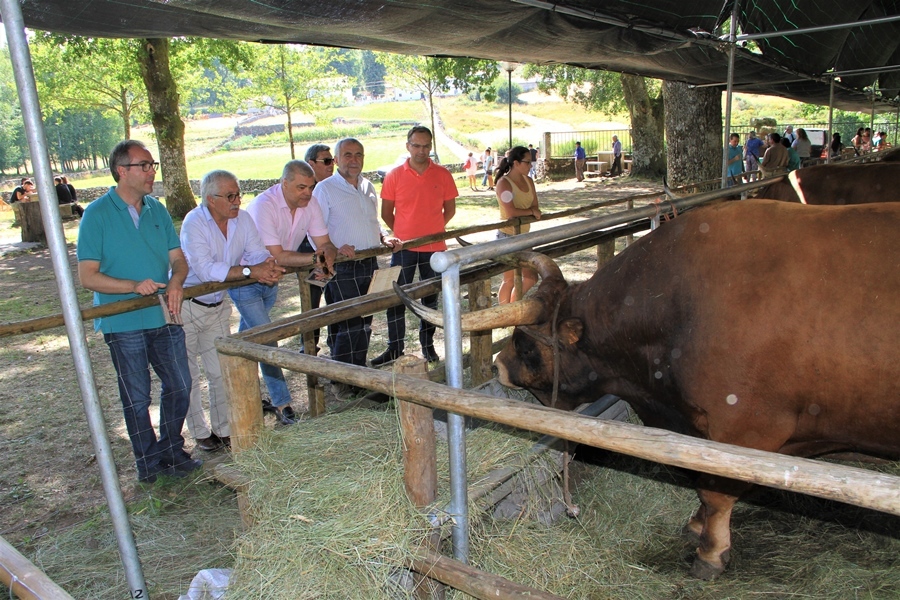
[[407, 549, 564, 600], [596, 237, 615, 268], [0, 534, 75, 599], [297, 272, 325, 417], [466, 279, 494, 387]]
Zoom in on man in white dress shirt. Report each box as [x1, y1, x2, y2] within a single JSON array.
[[311, 138, 401, 397], [180, 170, 287, 450]]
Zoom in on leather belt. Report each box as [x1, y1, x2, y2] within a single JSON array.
[[190, 298, 223, 308]]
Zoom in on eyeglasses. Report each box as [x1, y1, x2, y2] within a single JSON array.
[[311, 157, 334, 165], [121, 162, 159, 172], [408, 143, 432, 150], [213, 193, 242, 203], [519, 159, 532, 164]]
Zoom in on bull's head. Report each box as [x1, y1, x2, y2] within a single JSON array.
[[393, 252, 593, 411]]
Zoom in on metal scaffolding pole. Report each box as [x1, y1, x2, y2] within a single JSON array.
[[0, 2, 149, 597]]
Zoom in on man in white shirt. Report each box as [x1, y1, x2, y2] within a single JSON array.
[[312, 138, 401, 397], [180, 170, 288, 448]]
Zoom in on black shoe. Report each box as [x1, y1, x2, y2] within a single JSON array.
[[138, 464, 187, 484], [162, 451, 203, 473], [261, 399, 278, 413], [422, 346, 439, 363], [370, 348, 402, 367], [195, 435, 223, 452], [275, 405, 297, 425]]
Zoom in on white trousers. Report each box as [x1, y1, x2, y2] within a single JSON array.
[[181, 299, 233, 439]]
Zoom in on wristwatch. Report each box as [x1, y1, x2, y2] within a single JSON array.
[[242, 267, 252, 279]]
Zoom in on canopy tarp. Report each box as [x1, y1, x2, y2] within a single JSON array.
[[6, 0, 900, 113]]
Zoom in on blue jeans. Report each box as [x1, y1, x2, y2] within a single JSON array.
[[324, 257, 376, 366], [227, 283, 292, 408], [386, 249, 438, 353], [104, 325, 191, 479]]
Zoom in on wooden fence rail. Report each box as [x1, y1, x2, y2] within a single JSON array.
[[215, 338, 900, 518]]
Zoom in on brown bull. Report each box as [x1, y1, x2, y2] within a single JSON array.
[[397, 200, 900, 579], [756, 161, 900, 204]]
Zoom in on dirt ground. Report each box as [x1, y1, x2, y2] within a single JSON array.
[[0, 175, 660, 596]]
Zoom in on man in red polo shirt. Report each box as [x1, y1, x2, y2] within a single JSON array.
[[371, 126, 458, 366]]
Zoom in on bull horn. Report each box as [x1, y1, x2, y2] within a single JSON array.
[[391, 252, 562, 331], [455, 236, 473, 247], [392, 282, 546, 332]]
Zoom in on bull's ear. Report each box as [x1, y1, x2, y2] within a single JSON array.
[[559, 318, 583, 346]]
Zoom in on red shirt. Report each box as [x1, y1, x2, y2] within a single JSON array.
[[381, 159, 458, 252]]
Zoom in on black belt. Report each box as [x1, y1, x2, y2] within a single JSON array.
[[190, 298, 223, 308]]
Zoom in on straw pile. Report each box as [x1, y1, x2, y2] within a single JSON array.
[[227, 409, 900, 599]]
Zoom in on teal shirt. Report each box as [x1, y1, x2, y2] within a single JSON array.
[[786, 147, 801, 171], [76, 187, 181, 333]]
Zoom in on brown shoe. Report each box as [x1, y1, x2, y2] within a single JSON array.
[[218, 436, 231, 449], [195, 435, 223, 452]]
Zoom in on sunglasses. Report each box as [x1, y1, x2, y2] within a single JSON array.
[[311, 158, 335, 165]]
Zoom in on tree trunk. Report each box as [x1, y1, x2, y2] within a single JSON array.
[[281, 48, 296, 160], [138, 38, 195, 219], [663, 81, 722, 186], [621, 74, 666, 178], [427, 90, 439, 163], [120, 86, 131, 139]]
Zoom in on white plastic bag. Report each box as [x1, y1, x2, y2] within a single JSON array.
[[177, 568, 232, 600]]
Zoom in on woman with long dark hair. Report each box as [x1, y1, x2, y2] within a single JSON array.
[[494, 146, 541, 303]]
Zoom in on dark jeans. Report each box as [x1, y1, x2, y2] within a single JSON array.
[[324, 257, 376, 366], [298, 236, 323, 347], [104, 325, 191, 479], [386, 249, 438, 353], [609, 155, 623, 176]]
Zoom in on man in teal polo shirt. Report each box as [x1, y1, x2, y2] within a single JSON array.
[[77, 139, 199, 483]]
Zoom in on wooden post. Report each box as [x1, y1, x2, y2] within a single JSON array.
[[596, 237, 615, 269], [12, 201, 45, 244], [625, 199, 634, 247], [297, 272, 325, 417], [467, 279, 494, 387], [395, 356, 442, 599], [512, 223, 523, 300], [219, 353, 263, 453]]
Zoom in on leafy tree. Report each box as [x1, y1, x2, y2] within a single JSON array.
[[44, 108, 120, 171], [523, 65, 666, 176], [29, 33, 252, 218], [0, 47, 28, 174], [31, 35, 143, 139], [241, 44, 342, 160], [379, 53, 499, 161]]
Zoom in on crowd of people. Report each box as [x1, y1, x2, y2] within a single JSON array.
[[6, 174, 83, 216], [729, 125, 892, 185], [75, 131, 548, 484]]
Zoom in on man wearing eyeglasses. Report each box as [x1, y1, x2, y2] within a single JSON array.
[[77, 139, 198, 483], [371, 126, 458, 367], [246, 160, 351, 359], [180, 170, 289, 449], [294, 144, 337, 350]]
